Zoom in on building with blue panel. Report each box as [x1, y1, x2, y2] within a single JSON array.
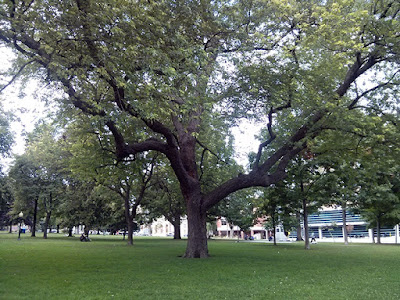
[[297, 208, 400, 242]]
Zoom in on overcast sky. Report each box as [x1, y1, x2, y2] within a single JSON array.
[[1, 48, 47, 161]]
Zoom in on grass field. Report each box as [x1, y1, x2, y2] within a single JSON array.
[[1, 233, 400, 299]]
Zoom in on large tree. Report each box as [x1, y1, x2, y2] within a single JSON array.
[[0, 0, 399, 257]]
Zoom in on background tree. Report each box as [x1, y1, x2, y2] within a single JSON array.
[[142, 165, 186, 240], [8, 154, 41, 237], [0, 175, 13, 231], [259, 187, 283, 246], [356, 154, 400, 244], [64, 120, 158, 245], [217, 189, 256, 241], [0, 106, 14, 230], [23, 122, 66, 238]]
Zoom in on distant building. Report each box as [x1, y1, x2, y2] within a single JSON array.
[[138, 207, 400, 243], [138, 216, 188, 237], [298, 208, 400, 243]]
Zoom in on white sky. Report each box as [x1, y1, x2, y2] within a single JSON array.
[[231, 120, 261, 167], [0, 47, 47, 168]]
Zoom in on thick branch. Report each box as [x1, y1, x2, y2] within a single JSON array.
[[105, 120, 168, 160], [336, 53, 378, 97]]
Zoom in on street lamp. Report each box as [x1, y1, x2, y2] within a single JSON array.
[[17, 211, 23, 240]]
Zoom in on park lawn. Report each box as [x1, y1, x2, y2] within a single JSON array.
[[1, 233, 400, 300]]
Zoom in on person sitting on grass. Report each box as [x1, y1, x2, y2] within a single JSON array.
[[80, 233, 90, 242]]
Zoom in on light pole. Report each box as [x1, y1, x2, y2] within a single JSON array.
[[17, 211, 23, 240]]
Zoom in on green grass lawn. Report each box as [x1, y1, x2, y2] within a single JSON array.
[[1, 233, 400, 300]]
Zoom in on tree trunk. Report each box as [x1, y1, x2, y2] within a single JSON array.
[[172, 219, 181, 240], [302, 196, 310, 250], [183, 197, 209, 258], [57, 224, 60, 234], [272, 212, 277, 246], [376, 218, 381, 244], [68, 227, 73, 237], [124, 194, 134, 246], [43, 211, 51, 239], [296, 211, 303, 241], [9, 220, 12, 233], [31, 198, 38, 237], [342, 204, 348, 245]]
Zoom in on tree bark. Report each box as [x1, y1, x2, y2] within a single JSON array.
[[43, 193, 52, 239], [43, 210, 51, 239], [124, 194, 134, 246], [84, 226, 90, 238], [68, 227, 73, 237], [296, 211, 303, 241], [230, 224, 234, 239], [172, 218, 181, 240], [376, 218, 381, 244], [31, 198, 38, 237], [342, 203, 348, 245], [302, 196, 310, 250], [183, 196, 209, 258], [9, 220, 12, 233], [272, 211, 277, 246]]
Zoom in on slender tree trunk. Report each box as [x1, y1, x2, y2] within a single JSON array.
[[43, 193, 53, 239], [342, 203, 348, 245], [376, 218, 381, 244], [302, 196, 310, 250], [31, 198, 38, 237], [272, 211, 277, 246], [9, 220, 12, 233], [172, 218, 181, 240], [124, 194, 134, 246], [183, 196, 208, 258], [57, 224, 59, 234], [296, 211, 303, 241], [43, 211, 51, 239], [68, 227, 73, 237]]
